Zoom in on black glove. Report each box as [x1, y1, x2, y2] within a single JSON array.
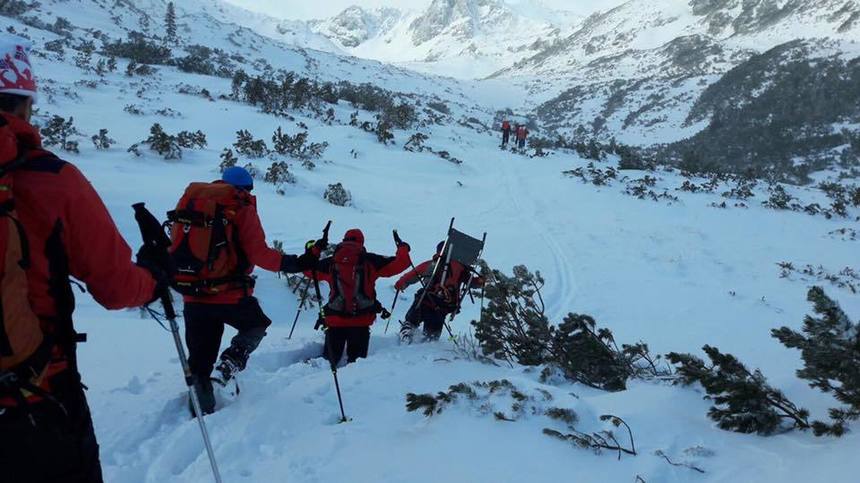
[[393, 230, 410, 251], [136, 245, 172, 304]]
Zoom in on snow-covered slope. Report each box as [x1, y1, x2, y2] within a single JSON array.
[[310, 0, 585, 79], [497, 0, 860, 144], [2, 1, 860, 482]]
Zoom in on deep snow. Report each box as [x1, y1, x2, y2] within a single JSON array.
[[2, 1, 859, 482]]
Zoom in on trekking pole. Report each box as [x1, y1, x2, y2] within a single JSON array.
[[384, 289, 401, 334], [133, 203, 223, 483], [311, 221, 348, 423], [288, 278, 312, 340]]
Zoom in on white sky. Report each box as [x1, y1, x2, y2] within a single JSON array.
[[222, 0, 624, 21]]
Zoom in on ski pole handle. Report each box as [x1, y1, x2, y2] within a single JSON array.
[[322, 220, 332, 244]]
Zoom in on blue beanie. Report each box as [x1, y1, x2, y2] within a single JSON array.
[[222, 166, 254, 189]]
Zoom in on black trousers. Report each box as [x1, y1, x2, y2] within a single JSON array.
[[184, 296, 272, 380], [324, 327, 370, 364], [405, 293, 448, 340], [0, 370, 104, 483], [502, 130, 510, 146], [518, 138, 526, 148]]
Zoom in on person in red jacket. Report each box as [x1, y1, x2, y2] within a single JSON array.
[[176, 166, 319, 415], [395, 242, 484, 342], [0, 34, 159, 483], [516, 124, 529, 149], [309, 229, 410, 364], [501, 119, 511, 148]]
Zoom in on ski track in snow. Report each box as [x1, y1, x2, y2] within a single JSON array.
[[500, 154, 577, 320]]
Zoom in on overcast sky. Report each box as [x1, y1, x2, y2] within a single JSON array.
[[222, 0, 623, 21]]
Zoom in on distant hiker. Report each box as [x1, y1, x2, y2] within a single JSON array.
[[396, 242, 484, 343], [516, 125, 529, 149], [0, 34, 161, 483], [309, 229, 411, 364], [169, 166, 320, 415], [501, 119, 511, 147]]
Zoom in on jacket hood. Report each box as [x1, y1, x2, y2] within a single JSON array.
[[343, 228, 364, 246]]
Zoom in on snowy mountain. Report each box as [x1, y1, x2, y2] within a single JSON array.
[[1, 1, 859, 482], [496, 0, 860, 145], [310, 0, 584, 78]]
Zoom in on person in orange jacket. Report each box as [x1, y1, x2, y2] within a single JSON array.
[[0, 34, 159, 483], [516, 124, 529, 149], [308, 229, 411, 364], [501, 119, 511, 148], [395, 242, 484, 342], [173, 166, 320, 415]]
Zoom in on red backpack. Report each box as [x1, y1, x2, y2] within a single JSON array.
[[168, 182, 251, 296], [0, 116, 52, 393], [323, 241, 380, 317], [425, 260, 468, 312]]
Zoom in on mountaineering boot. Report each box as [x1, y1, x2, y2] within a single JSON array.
[[422, 329, 443, 343], [215, 345, 249, 384], [190, 378, 216, 417], [399, 322, 416, 344]]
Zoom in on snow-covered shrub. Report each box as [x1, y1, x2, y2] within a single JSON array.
[[141, 123, 181, 160], [772, 287, 860, 436], [91, 129, 115, 150], [543, 414, 637, 459], [40, 115, 80, 153], [436, 150, 463, 165], [176, 130, 207, 149], [324, 183, 351, 207], [721, 176, 757, 200], [549, 314, 632, 392], [666, 346, 810, 435], [174, 45, 226, 76], [381, 102, 417, 129], [103, 31, 171, 65], [0, 0, 30, 16], [762, 184, 794, 210], [233, 130, 268, 158], [264, 161, 296, 185], [271, 127, 327, 167], [404, 132, 429, 152], [406, 380, 636, 459], [219, 148, 237, 172], [473, 265, 553, 366], [125, 61, 156, 77], [528, 137, 553, 157], [123, 104, 145, 115], [563, 163, 618, 186], [474, 264, 667, 391], [375, 117, 394, 145]]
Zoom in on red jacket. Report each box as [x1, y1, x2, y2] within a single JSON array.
[[395, 257, 483, 310], [3, 113, 156, 399], [182, 195, 287, 305], [516, 126, 529, 140], [501, 121, 511, 132], [307, 230, 411, 327]]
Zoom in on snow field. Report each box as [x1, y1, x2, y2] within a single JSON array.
[[49, 64, 859, 481]]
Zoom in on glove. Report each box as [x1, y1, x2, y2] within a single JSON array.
[[136, 244, 172, 305], [305, 238, 328, 257], [393, 230, 410, 251], [394, 281, 405, 292]]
